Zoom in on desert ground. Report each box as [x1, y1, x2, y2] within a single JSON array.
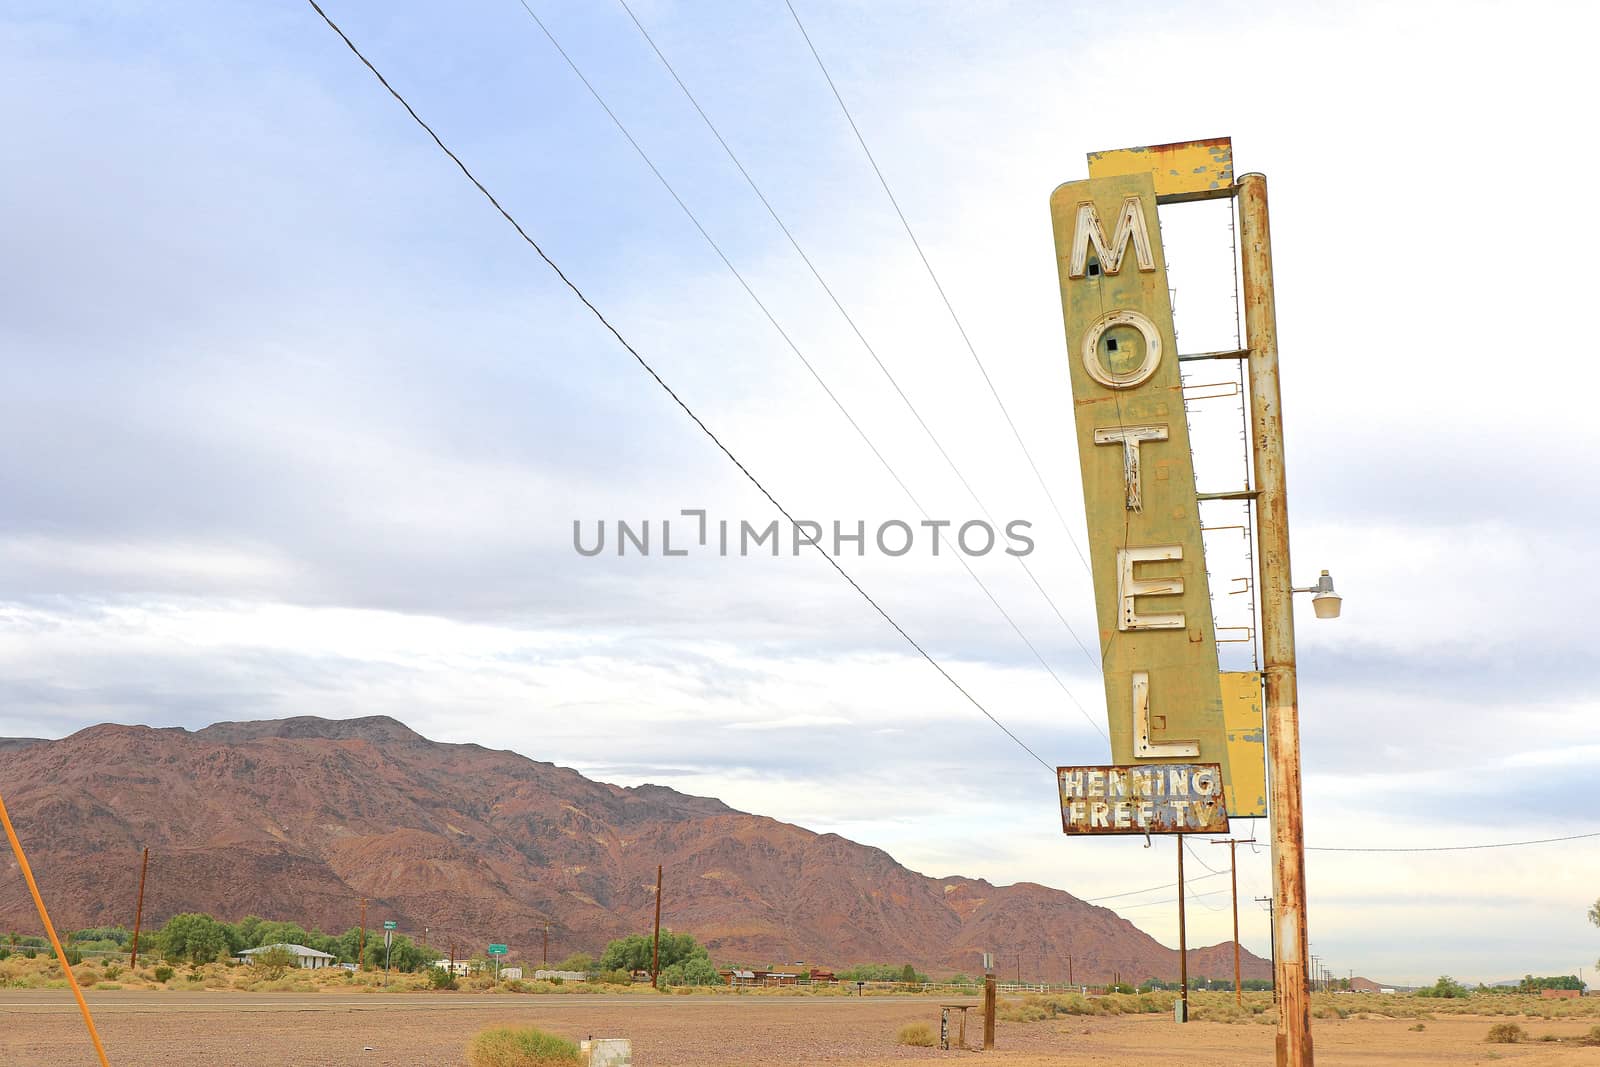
[[5, 990, 1600, 1067]]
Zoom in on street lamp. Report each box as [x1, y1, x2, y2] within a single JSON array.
[[1293, 570, 1341, 620]]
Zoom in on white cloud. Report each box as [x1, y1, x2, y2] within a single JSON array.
[[2, 0, 1598, 986]]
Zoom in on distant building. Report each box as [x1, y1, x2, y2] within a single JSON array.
[[431, 959, 475, 977], [718, 968, 800, 988], [500, 967, 523, 980], [236, 944, 336, 970]]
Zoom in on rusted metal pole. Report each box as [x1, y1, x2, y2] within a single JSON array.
[[129, 846, 149, 969], [983, 961, 996, 1049], [1177, 837, 1188, 1020], [1239, 170, 1314, 1067], [651, 864, 663, 989]]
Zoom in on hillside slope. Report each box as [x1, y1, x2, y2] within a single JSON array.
[[0, 716, 1268, 982]]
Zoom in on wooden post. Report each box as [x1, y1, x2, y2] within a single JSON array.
[[129, 845, 149, 969], [983, 959, 996, 1049], [358, 898, 367, 971], [651, 864, 663, 989]]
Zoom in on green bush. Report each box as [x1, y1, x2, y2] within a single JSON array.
[[251, 945, 296, 980], [895, 1022, 936, 1047], [597, 969, 634, 986], [428, 967, 459, 990], [1486, 1022, 1526, 1044], [153, 965, 174, 983], [466, 1026, 580, 1066]]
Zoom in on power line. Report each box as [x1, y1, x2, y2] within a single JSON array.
[[1118, 888, 1228, 911], [784, 0, 1093, 575], [1306, 830, 1600, 854], [509, 0, 1105, 742], [613, 0, 1103, 674], [303, 0, 1053, 772], [1083, 869, 1226, 903]]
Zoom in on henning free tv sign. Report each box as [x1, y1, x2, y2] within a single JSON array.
[[1058, 763, 1229, 835]]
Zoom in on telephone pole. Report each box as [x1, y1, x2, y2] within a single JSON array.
[[129, 846, 149, 969], [1177, 837, 1189, 1021], [650, 864, 663, 989], [358, 898, 367, 971], [1255, 896, 1277, 1002], [543, 922, 551, 966], [1212, 839, 1246, 1006], [1240, 171, 1314, 1067]]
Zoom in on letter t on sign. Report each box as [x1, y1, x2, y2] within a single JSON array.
[[1094, 425, 1168, 511]]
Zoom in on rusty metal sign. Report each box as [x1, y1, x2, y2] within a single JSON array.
[[1048, 172, 1232, 789], [1058, 764, 1230, 835], [1087, 136, 1234, 203]]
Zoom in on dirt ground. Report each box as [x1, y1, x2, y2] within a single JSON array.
[[4, 990, 1600, 1066]]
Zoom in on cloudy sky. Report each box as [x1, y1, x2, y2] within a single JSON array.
[[4, 0, 1597, 985]]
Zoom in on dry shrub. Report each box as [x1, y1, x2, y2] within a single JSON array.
[[997, 999, 1048, 1023], [466, 1026, 580, 1066], [895, 1022, 936, 1047], [1486, 1022, 1526, 1044], [1408, 1023, 1426, 1032]]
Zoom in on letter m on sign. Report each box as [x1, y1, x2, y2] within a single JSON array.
[[1067, 196, 1156, 279]]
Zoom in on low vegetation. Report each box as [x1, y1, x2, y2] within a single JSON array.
[[895, 1022, 936, 1047], [1486, 1022, 1527, 1043], [466, 1026, 580, 1066]]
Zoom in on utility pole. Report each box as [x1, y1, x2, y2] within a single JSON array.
[[358, 898, 367, 972], [1066, 954, 1073, 988], [129, 846, 149, 970], [1177, 837, 1189, 1021], [651, 864, 663, 989], [1213, 839, 1245, 1007], [1255, 896, 1277, 1003], [543, 922, 550, 966], [1240, 170, 1314, 1067], [982, 952, 995, 1050]]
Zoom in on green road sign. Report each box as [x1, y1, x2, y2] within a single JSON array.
[[488, 944, 508, 956], [383, 921, 397, 930]]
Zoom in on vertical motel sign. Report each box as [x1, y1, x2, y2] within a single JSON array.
[[1049, 140, 1259, 835]]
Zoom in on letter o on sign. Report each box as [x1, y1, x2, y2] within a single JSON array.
[[1081, 309, 1163, 390]]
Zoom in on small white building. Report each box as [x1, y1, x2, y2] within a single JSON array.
[[500, 967, 524, 980], [237, 943, 337, 970], [431, 959, 475, 977], [533, 969, 588, 983]]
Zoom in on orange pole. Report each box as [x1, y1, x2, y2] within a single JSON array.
[[0, 792, 112, 1067]]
